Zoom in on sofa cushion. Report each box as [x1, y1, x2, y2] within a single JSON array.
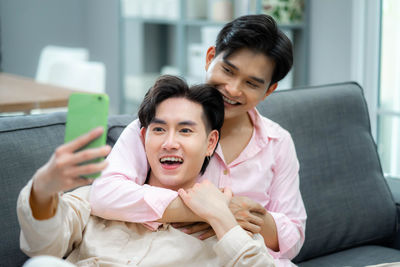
[[298, 245, 400, 267], [257, 82, 397, 262], [0, 112, 134, 266]]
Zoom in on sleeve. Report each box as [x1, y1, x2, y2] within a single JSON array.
[[90, 119, 178, 229], [267, 131, 307, 260], [214, 226, 275, 267], [17, 181, 91, 258]]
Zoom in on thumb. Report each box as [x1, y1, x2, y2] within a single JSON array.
[[178, 188, 188, 202], [223, 187, 233, 200]]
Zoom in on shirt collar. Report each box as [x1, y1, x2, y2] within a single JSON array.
[[249, 108, 280, 146], [213, 108, 280, 165]]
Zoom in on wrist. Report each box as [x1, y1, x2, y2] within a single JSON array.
[[31, 168, 58, 209], [207, 209, 238, 240]]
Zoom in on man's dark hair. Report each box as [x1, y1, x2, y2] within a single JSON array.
[[215, 14, 293, 86], [138, 75, 224, 175]]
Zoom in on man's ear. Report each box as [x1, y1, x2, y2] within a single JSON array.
[[262, 82, 278, 100], [206, 129, 219, 156], [205, 46, 216, 71], [140, 127, 147, 144]]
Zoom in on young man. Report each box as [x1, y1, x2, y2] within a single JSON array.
[[18, 76, 274, 266], [90, 14, 306, 266]]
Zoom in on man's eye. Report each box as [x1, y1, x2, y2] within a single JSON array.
[[247, 81, 259, 89], [152, 127, 164, 132], [180, 128, 193, 133], [222, 66, 232, 74]]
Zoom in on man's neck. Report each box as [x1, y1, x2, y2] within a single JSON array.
[[147, 172, 196, 191], [221, 112, 253, 138]]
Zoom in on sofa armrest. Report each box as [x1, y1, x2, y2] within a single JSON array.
[[386, 177, 400, 250]]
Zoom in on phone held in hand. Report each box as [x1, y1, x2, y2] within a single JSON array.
[[65, 92, 109, 178]]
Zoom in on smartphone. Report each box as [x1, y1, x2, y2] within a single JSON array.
[[65, 92, 109, 178]]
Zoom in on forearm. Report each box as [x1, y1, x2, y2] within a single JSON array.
[[260, 211, 279, 251], [157, 196, 204, 223], [91, 175, 180, 223], [29, 169, 59, 220]]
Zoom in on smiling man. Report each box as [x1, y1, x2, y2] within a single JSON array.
[[18, 76, 274, 266]]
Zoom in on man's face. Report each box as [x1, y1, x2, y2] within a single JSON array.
[[142, 97, 218, 191], [205, 47, 277, 121]]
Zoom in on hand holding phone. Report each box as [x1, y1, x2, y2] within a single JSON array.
[[31, 127, 111, 219]]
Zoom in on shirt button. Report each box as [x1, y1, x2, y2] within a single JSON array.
[[223, 169, 229, 175]]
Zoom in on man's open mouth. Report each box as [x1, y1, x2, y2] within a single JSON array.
[[222, 95, 240, 105], [160, 156, 183, 165]]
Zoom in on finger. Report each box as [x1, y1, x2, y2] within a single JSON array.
[[248, 214, 264, 226], [65, 160, 108, 177], [171, 222, 195, 228], [239, 221, 261, 234], [198, 229, 216, 240], [60, 176, 94, 192], [223, 187, 233, 199], [74, 177, 94, 187], [181, 222, 211, 234], [178, 188, 189, 203], [70, 145, 111, 165], [65, 127, 105, 153], [249, 203, 267, 215]]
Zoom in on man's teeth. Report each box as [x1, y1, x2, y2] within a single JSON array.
[[160, 157, 183, 163], [223, 95, 238, 105]]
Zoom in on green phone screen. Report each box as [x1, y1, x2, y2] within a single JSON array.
[[65, 92, 109, 178]]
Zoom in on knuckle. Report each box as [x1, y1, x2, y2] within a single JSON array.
[[54, 159, 65, 169], [54, 147, 64, 157], [84, 165, 97, 174], [80, 150, 92, 161]]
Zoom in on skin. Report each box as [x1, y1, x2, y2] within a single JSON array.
[[162, 47, 280, 251], [179, 180, 237, 240]]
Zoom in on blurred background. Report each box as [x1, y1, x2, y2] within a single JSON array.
[[0, 0, 398, 179]]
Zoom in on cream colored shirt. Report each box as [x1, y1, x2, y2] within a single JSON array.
[[17, 181, 274, 267]]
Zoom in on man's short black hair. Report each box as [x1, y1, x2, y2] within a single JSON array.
[[215, 14, 293, 86], [138, 75, 224, 175]]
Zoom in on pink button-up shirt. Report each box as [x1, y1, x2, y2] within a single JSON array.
[[90, 108, 307, 267]]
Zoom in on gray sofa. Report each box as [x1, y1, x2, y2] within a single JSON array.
[[1, 82, 400, 266]]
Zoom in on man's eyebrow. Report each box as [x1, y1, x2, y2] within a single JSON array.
[[150, 118, 166, 124], [223, 59, 239, 70], [150, 118, 197, 126], [249, 76, 265, 85], [223, 59, 266, 85], [178, 120, 197, 126]]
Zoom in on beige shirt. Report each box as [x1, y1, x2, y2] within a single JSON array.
[[17, 181, 275, 267]]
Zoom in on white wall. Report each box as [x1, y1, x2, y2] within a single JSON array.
[[0, 0, 86, 77], [308, 0, 353, 85], [308, 0, 381, 137], [84, 0, 120, 115]]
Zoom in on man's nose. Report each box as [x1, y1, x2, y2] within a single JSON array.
[[161, 132, 179, 150], [225, 80, 242, 97]]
